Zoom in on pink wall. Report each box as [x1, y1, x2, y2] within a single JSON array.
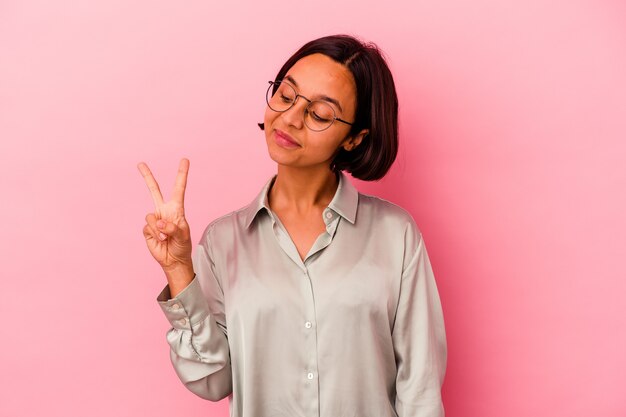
[[2, 1, 625, 416]]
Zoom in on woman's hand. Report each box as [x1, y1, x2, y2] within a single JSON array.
[[138, 158, 193, 278]]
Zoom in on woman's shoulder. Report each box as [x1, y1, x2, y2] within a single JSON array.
[[357, 191, 422, 236], [195, 205, 251, 246], [357, 192, 425, 259]]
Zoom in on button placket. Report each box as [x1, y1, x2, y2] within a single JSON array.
[[301, 266, 320, 405]]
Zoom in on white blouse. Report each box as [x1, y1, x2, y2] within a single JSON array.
[[156, 170, 447, 417]]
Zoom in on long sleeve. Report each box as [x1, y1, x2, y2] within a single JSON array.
[[156, 232, 232, 401], [392, 226, 447, 417]]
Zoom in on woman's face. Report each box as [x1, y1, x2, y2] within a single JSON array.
[[263, 53, 368, 171]]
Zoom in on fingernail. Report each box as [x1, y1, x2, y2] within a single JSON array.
[[159, 232, 167, 240]]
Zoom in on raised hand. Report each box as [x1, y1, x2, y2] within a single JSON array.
[[138, 158, 193, 281]]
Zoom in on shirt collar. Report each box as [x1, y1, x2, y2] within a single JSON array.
[[243, 170, 359, 230]]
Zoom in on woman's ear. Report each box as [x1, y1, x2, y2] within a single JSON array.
[[342, 128, 369, 151]]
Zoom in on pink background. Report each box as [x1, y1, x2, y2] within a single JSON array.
[[2, 0, 625, 416]]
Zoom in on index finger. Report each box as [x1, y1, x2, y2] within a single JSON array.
[[137, 161, 165, 207], [171, 158, 190, 205]]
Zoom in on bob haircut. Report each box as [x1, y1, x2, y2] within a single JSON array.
[[258, 34, 398, 181]]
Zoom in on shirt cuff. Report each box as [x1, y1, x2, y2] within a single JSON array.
[[156, 274, 211, 331]]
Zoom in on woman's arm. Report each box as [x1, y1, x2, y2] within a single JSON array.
[[156, 238, 232, 401], [392, 225, 447, 417], [138, 159, 232, 400]]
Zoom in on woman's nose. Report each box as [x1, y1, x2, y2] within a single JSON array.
[[281, 99, 307, 129]]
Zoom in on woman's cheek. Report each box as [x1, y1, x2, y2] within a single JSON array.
[[263, 108, 270, 127]]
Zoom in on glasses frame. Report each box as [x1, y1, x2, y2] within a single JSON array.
[[265, 80, 354, 132]]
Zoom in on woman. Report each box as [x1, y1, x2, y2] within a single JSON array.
[[138, 34, 447, 417]]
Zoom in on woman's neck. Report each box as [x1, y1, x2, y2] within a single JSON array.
[[268, 164, 339, 214]]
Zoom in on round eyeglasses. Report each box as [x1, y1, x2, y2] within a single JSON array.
[[265, 80, 354, 132]]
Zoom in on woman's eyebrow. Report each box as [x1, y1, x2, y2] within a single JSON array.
[[284, 74, 344, 114]]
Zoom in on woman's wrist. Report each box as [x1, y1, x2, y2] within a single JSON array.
[[163, 262, 195, 298]]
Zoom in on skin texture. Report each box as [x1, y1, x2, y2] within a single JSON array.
[[138, 53, 371, 294], [263, 53, 369, 260]]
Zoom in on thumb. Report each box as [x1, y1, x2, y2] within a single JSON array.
[[156, 218, 189, 241]]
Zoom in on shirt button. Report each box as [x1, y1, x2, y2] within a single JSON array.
[[178, 318, 187, 326], [307, 372, 314, 379], [171, 303, 180, 310], [325, 211, 333, 219], [305, 321, 312, 328]]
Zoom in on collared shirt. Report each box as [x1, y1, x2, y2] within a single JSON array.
[[156, 170, 447, 417]]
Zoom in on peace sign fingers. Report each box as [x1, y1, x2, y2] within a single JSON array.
[[171, 158, 190, 206], [137, 161, 165, 208]]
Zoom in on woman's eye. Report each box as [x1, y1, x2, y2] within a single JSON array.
[[312, 112, 330, 122], [280, 94, 294, 103]]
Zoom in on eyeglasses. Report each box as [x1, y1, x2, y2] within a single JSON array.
[[265, 80, 354, 132]]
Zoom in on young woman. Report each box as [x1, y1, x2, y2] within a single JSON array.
[[138, 34, 447, 417]]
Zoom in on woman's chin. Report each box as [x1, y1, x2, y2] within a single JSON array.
[[267, 149, 294, 166], [266, 139, 298, 161]]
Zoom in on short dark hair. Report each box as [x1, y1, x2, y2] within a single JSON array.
[[259, 34, 398, 181]]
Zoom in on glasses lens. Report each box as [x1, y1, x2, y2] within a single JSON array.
[[267, 81, 296, 112], [305, 101, 335, 131]]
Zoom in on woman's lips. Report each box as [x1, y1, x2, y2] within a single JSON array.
[[274, 129, 301, 149]]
